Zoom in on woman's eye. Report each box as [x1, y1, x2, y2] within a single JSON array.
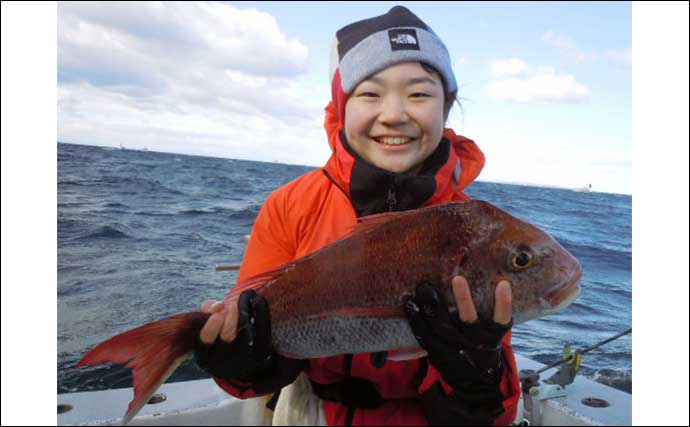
[[358, 92, 379, 98], [410, 92, 430, 98]]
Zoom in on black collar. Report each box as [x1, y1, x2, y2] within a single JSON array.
[[340, 132, 450, 216]]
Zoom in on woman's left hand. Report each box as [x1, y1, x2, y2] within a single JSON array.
[[403, 276, 513, 389], [452, 276, 512, 326]]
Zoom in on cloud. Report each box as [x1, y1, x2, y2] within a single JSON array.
[[490, 58, 529, 77], [472, 125, 632, 194], [605, 48, 632, 66], [542, 30, 598, 64], [58, 2, 309, 80], [455, 56, 468, 67], [58, 82, 330, 165], [486, 59, 589, 103], [542, 30, 631, 69], [57, 2, 330, 165]]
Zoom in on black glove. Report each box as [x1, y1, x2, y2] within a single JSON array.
[[404, 283, 511, 425], [195, 290, 306, 394], [403, 283, 511, 389]]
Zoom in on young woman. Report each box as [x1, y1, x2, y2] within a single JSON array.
[[196, 6, 520, 426]]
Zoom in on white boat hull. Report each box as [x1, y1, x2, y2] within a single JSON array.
[[58, 354, 631, 426]]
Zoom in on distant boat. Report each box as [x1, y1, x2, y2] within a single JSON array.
[[574, 184, 592, 192], [141, 147, 149, 152]]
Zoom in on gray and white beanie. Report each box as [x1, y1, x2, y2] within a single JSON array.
[[330, 5, 457, 104]]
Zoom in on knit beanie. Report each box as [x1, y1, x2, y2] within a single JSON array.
[[329, 6, 456, 113]]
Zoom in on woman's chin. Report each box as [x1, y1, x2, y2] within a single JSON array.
[[374, 160, 413, 174]]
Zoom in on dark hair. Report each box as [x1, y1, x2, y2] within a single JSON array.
[[420, 62, 461, 121]]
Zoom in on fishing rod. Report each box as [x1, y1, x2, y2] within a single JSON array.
[[535, 327, 632, 374], [517, 327, 632, 426]]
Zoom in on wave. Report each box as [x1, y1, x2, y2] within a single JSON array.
[[179, 208, 217, 216], [57, 281, 90, 298], [58, 179, 89, 187], [77, 225, 132, 240], [584, 367, 632, 394], [586, 279, 631, 295], [558, 239, 631, 266], [62, 176, 189, 197], [58, 218, 92, 241], [132, 210, 176, 217], [177, 202, 260, 217], [228, 205, 261, 221], [559, 300, 601, 316], [175, 204, 261, 219], [201, 175, 237, 187], [59, 351, 210, 393], [58, 354, 135, 393], [102, 202, 130, 209]]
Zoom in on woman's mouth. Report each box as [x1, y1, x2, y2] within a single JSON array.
[[373, 136, 415, 146]]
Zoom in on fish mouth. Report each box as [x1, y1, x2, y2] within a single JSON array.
[[512, 266, 583, 325], [545, 266, 583, 310]]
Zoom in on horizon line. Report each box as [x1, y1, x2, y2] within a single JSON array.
[[57, 141, 632, 196]]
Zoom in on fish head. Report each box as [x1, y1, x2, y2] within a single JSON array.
[[469, 201, 583, 324]]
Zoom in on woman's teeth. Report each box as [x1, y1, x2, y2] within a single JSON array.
[[376, 136, 413, 145]]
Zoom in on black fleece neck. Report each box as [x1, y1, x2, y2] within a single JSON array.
[[339, 132, 450, 216]]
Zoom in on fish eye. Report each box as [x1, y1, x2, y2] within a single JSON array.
[[511, 251, 534, 270]]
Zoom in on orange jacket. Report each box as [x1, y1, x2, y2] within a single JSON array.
[[215, 101, 521, 425]]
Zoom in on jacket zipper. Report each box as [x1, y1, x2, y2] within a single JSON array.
[[386, 180, 397, 212]]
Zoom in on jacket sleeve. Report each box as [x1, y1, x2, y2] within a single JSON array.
[[417, 331, 521, 426], [212, 189, 303, 399], [237, 189, 297, 283]]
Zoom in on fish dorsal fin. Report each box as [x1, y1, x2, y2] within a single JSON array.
[[350, 210, 415, 235], [220, 263, 296, 343], [227, 261, 296, 299], [349, 200, 484, 236]]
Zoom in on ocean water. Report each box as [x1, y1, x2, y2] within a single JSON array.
[[57, 142, 632, 394]]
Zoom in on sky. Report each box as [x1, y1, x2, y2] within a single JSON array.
[[57, 1, 632, 194]]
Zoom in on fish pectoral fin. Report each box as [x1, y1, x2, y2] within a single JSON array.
[[388, 348, 428, 361]]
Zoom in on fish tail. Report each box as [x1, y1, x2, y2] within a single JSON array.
[[76, 312, 210, 425]]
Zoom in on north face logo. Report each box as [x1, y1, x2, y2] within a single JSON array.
[[388, 29, 420, 51], [391, 34, 417, 45]]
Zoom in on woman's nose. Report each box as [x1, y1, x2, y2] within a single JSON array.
[[378, 96, 409, 125]]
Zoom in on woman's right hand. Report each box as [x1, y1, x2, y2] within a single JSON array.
[[199, 298, 238, 345], [195, 290, 276, 381]]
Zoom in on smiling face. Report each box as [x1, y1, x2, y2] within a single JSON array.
[[344, 62, 446, 174]]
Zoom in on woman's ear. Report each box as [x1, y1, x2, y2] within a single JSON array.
[[443, 92, 460, 125], [443, 101, 452, 124]]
